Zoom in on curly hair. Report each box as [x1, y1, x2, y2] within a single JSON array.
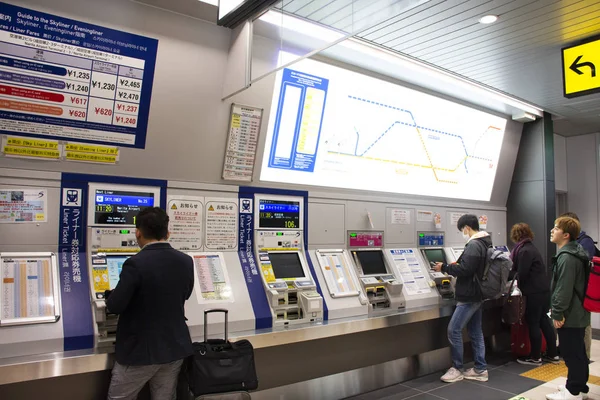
[[510, 222, 535, 243]]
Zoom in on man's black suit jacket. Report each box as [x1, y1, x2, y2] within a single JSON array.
[[107, 242, 194, 365]]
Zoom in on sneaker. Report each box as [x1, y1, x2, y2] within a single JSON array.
[[440, 367, 463, 383], [543, 355, 561, 364], [557, 385, 588, 400], [463, 368, 489, 382], [546, 385, 583, 399], [517, 357, 542, 366]]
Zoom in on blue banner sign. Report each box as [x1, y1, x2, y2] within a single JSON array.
[[0, 2, 158, 148]]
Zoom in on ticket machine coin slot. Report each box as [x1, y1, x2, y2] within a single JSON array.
[[288, 291, 298, 305]]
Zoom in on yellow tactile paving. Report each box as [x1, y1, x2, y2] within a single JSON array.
[[521, 361, 600, 383]]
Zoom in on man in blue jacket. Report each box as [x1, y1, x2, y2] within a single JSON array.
[[433, 214, 490, 383], [106, 207, 195, 400]]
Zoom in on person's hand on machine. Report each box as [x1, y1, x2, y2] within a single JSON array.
[[432, 262, 443, 272]]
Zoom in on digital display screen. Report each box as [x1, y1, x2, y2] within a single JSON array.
[[106, 256, 129, 290], [260, 56, 507, 201], [258, 199, 300, 229], [269, 252, 305, 279], [423, 249, 447, 265], [354, 250, 387, 275], [94, 189, 154, 225]]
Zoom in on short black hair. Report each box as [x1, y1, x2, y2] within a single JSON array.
[[136, 207, 169, 240], [457, 214, 479, 231]]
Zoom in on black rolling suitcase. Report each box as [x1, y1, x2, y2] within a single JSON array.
[[187, 309, 258, 399]]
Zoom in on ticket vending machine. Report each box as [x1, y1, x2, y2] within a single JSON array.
[[254, 195, 323, 326], [385, 248, 440, 309], [347, 231, 405, 313], [86, 183, 161, 347], [310, 248, 369, 320], [418, 232, 455, 299]]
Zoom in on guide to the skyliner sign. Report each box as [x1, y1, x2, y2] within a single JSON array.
[[0, 3, 158, 148]]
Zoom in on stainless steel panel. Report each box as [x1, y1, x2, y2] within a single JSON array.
[[251, 347, 451, 400]]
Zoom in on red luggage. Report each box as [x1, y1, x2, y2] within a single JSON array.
[[511, 320, 547, 357]]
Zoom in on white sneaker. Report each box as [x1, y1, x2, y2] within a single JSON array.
[[556, 385, 588, 399], [440, 367, 463, 383], [463, 368, 489, 382], [546, 385, 584, 400]]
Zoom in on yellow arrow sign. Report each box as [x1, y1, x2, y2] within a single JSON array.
[[562, 38, 600, 98]]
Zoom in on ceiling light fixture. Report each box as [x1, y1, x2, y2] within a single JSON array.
[[479, 15, 499, 24]]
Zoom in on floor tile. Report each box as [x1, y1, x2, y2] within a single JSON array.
[[428, 381, 512, 400], [497, 360, 540, 375], [402, 394, 447, 400], [344, 384, 421, 400], [475, 369, 542, 394], [402, 372, 451, 393], [515, 385, 559, 400]]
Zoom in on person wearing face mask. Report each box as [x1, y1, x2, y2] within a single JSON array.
[[432, 214, 490, 383], [105, 207, 195, 400]]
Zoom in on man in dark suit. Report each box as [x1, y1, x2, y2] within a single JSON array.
[[106, 207, 194, 400]]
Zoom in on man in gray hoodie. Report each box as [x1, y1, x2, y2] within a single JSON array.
[[433, 214, 490, 383]]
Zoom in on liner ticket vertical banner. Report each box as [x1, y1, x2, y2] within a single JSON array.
[[237, 189, 271, 330], [58, 179, 93, 350]]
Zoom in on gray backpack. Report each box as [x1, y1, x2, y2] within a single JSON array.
[[474, 246, 513, 300]]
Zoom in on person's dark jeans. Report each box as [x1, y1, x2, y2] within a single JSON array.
[[524, 291, 557, 359], [557, 327, 589, 396]]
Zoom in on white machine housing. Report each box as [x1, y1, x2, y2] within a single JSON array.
[[418, 232, 455, 299], [184, 251, 255, 338], [310, 248, 369, 320], [254, 194, 323, 326], [385, 249, 440, 309], [347, 231, 405, 313]]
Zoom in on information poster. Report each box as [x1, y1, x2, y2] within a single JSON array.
[[191, 254, 233, 302], [167, 196, 203, 251], [318, 251, 359, 297], [205, 198, 237, 250], [391, 209, 410, 225], [389, 249, 431, 295], [0, 3, 158, 148], [1, 255, 55, 321], [417, 210, 433, 222], [222, 104, 262, 181], [0, 188, 47, 223], [450, 212, 466, 226]]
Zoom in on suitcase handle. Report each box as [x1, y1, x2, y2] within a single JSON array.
[[204, 308, 228, 342]]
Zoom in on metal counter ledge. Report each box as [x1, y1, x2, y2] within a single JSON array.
[[0, 302, 458, 386]]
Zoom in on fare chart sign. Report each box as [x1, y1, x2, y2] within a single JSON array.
[[0, 2, 158, 148]]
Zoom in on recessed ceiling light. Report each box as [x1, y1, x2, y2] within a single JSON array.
[[479, 15, 499, 24]]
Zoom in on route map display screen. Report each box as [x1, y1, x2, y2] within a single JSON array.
[[258, 199, 300, 229], [94, 189, 154, 225], [260, 57, 508, 201]]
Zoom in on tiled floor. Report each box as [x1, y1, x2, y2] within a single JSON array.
[[345, 340, 600, 400]]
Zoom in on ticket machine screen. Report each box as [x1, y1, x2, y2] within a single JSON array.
[[423, 249, 447, 264], [269, 253, 305, 279], [94, 189, 155, 225], [355, 251, 387, 275], [106, 256, 128, 289]]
